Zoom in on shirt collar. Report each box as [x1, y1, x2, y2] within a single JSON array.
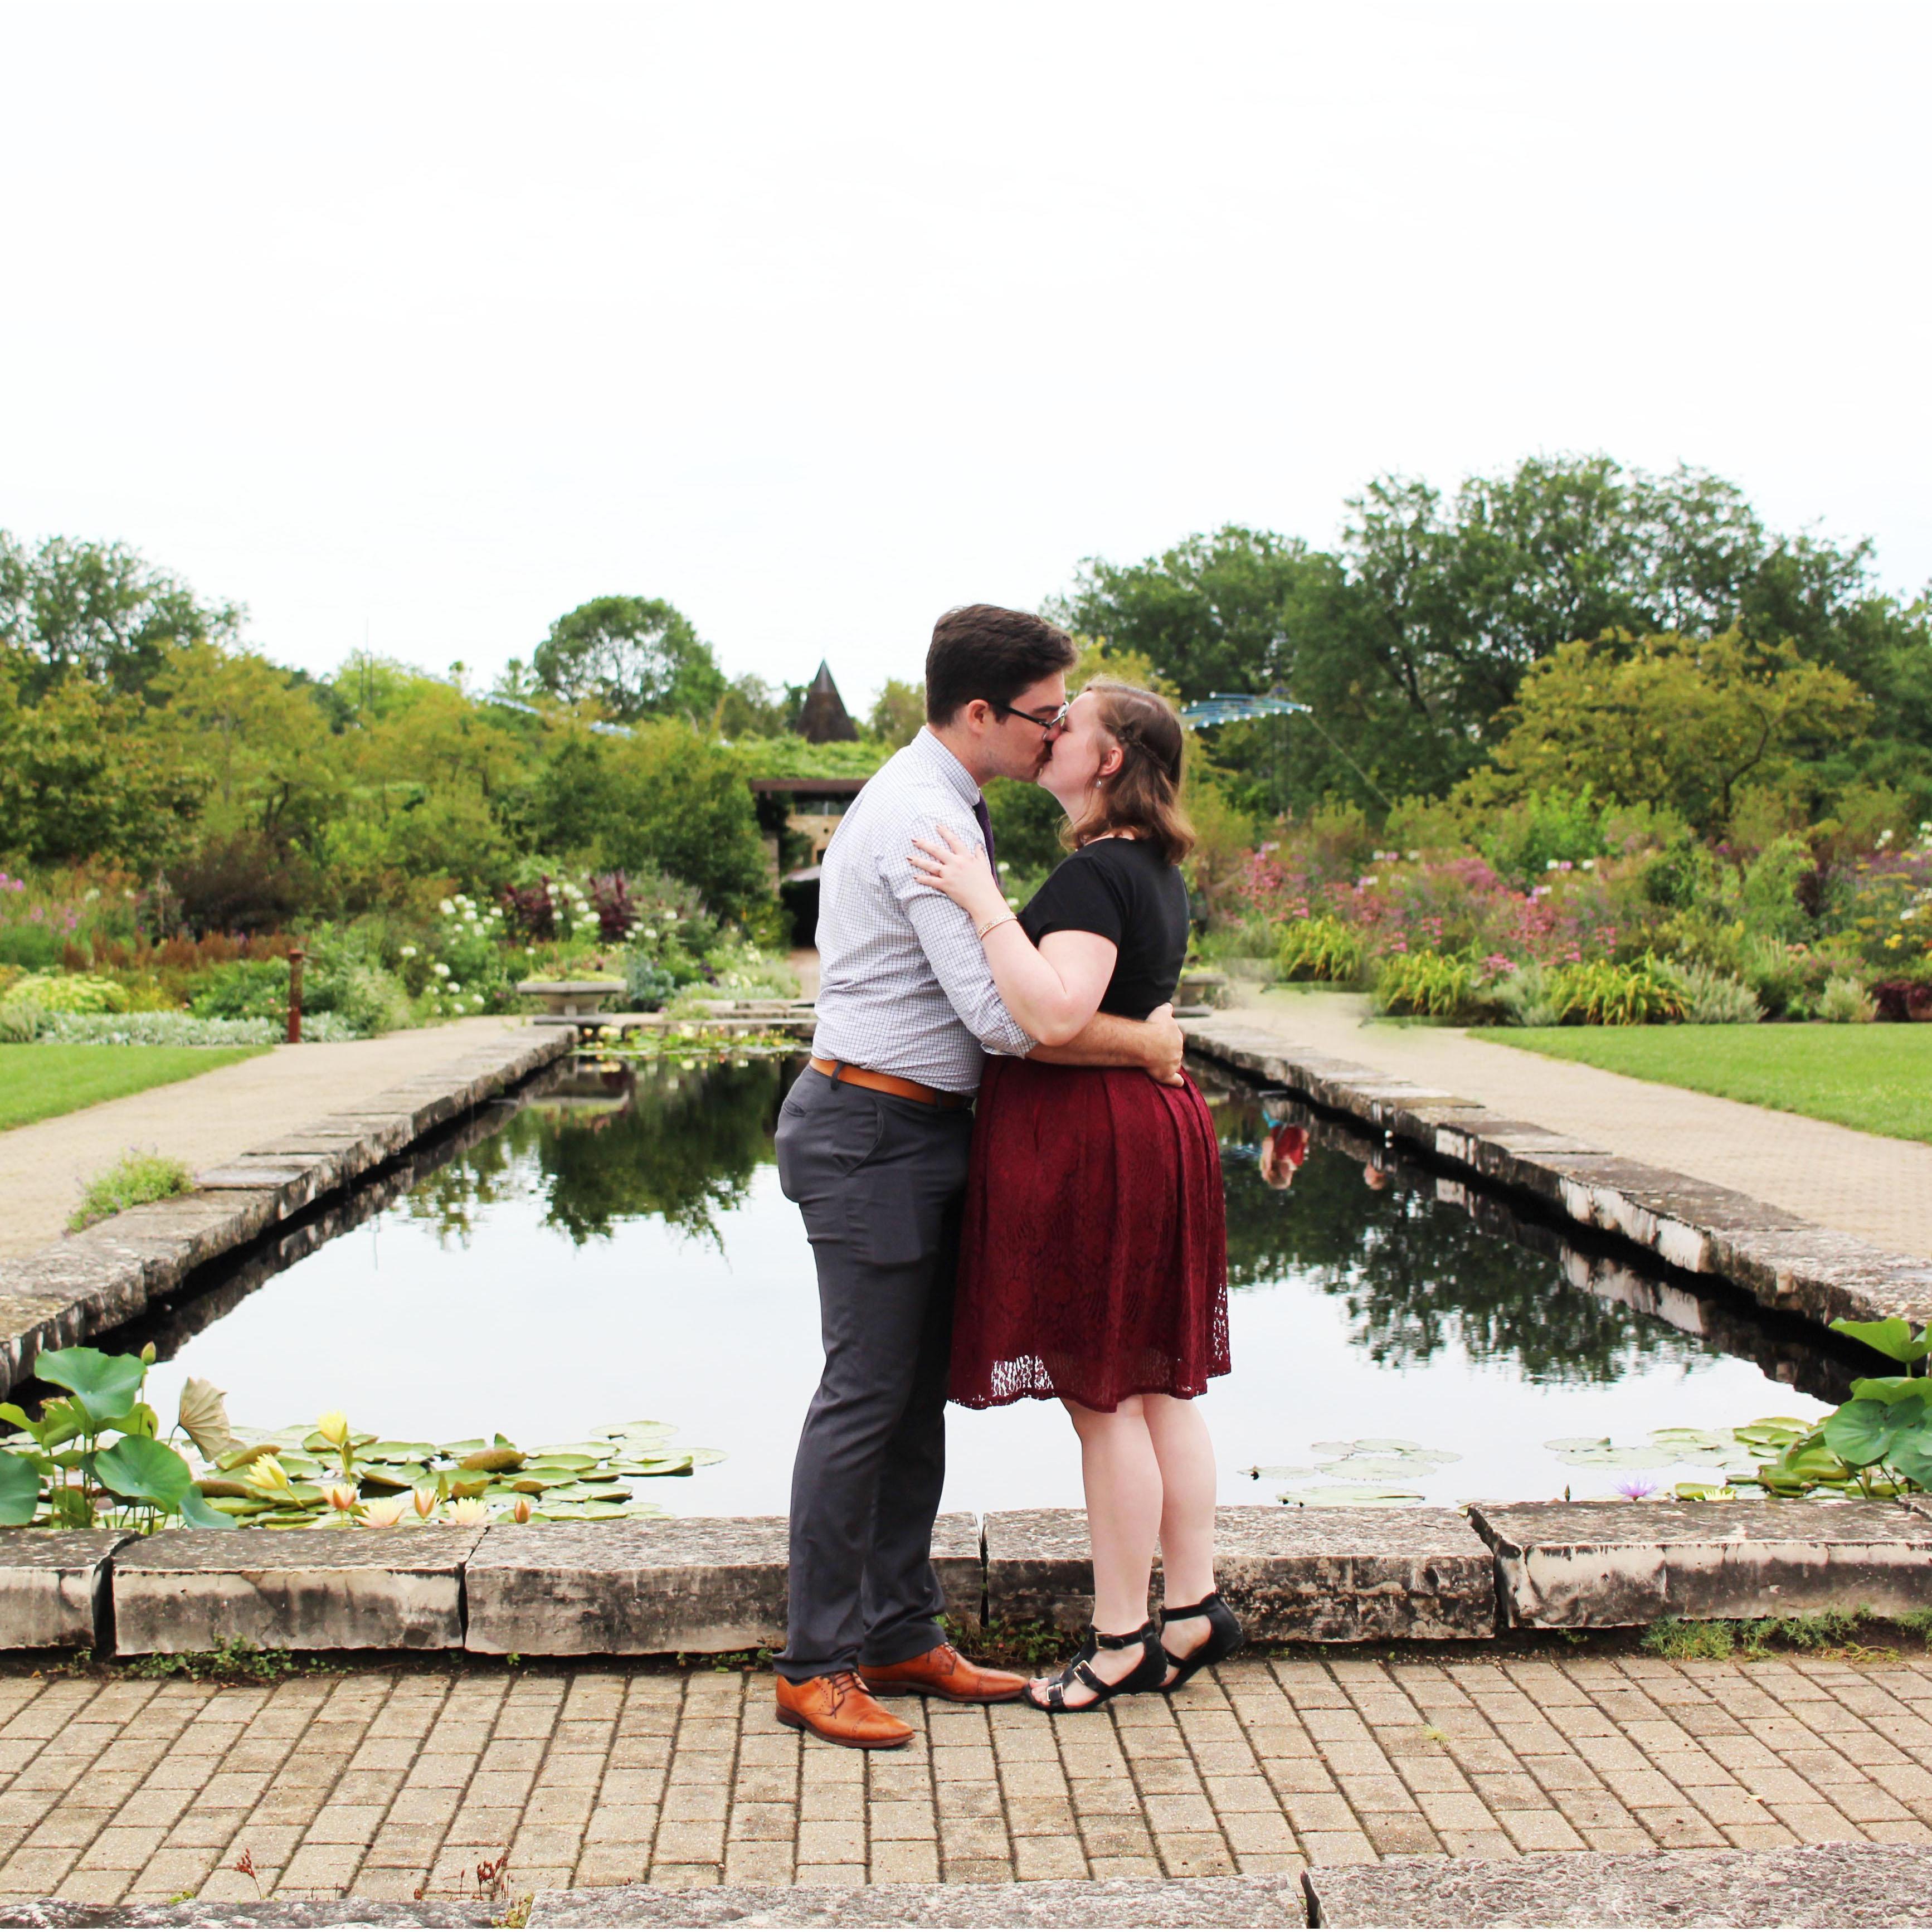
[[912, 727, 982, 806]]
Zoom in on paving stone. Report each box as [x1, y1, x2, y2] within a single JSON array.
[[1304, 1839, 1932, 1925], [1471, 1501, 1932, 1627], [111, 1530, 484, 1654], [465, 1515, 982, 1655], [0, 1531, 133, 1651], [985, 1506, 1495, 1639]]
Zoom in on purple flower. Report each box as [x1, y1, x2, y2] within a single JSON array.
[[1614, 1477, 1658, 1501]]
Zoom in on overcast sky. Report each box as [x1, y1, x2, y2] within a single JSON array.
[[3, 2, 1926, 708]]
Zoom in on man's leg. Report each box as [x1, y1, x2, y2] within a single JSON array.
[[775, 1075, 969, 1683], [856, 1189, 957, 1667]]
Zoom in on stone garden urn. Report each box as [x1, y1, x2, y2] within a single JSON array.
[[515, 979, 623, 1021]]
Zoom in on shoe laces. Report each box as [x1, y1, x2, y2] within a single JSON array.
[[822, 1670, 866, 1709]]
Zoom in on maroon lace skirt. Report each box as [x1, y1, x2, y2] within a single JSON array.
[[950, 1058, 1229, 1412]]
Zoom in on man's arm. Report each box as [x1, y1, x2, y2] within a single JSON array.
[[1030, 1004, 1185, 1085]]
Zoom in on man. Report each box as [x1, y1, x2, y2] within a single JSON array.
[[772, 604, 1187, 1748]]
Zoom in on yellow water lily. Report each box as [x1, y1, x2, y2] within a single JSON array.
[[510, 1496, 533, 1524], [322, 1483, 359, 1514], [412, 1486, 439, 1519], [362, 1496, 407, 1529], [251, 1456, 291, 1491], [446, 1498, 489, 1527], [316, 1411, 351, 1448]]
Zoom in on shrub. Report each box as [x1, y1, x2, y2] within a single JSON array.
[[624, 954, 678, 1011], [188, 959, 289, 1021], [1657, 960, 1763, 1025], [1373, 949, 1483, 1020], [0, 1003, 45, 1043], [1276, 916, 1366, 984], [1547, 958, 1684, 1025], [1819, 974, 1877, 1023], [1495, 960, 1564, 1028], [2, 972, 127, 1015], [69, 1151, 193, 1232], [35, 1012, 344, 1045], [1475, 787, 1610, 890]]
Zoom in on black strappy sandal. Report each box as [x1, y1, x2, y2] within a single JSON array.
[[1159, 1592, 1245, 1691], [1023, 1620, 1166, 1714]]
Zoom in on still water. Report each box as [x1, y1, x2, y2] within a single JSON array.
[[122, 1057, 1852, 1515]]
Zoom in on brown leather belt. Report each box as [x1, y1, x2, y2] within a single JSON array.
[[808, 1056, 971, 1111]]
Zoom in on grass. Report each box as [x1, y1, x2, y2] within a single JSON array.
[[68, 1150, 195, 1230], [1640, 1607, 1915, 1662], [0, 1043, 267, 1132], [1468, 1023, 1932, 1144]]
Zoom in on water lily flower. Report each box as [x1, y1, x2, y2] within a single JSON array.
[[447, 1498, 489, 1527], [252, 1456, 291, 1491], [412, 1486, 439, 1519], [510, 1496, 532, 1524], [363, 1496, 407, 1528], [322, 1482, 360, 1514], [316, 1410, 350, 1448]]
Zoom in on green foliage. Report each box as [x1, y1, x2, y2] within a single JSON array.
[[734, 734, 889, 780], [188, 958, 288, 1020], [1275, 916, 1367, 984], [1819, 974, 1876, 1023], [1547, 959, 1683, 1026], [1656, 959, 1762, 1025], [4, 971, 126, 1014], [1371, 949, 1483, 1019], [531, 596, 726, 723], [867, 678, 925, 750], [67, 1152, 193, 1232], [1463, 631, 1873, 834], [1474, 789, 1611, 891], [126, 1638, 300, 1684], [1644, 1609, 1881, 1662]]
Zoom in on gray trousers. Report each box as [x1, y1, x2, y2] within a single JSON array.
[[773, 1067, 974, 1682]]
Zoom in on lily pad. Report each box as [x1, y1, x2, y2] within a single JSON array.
[[362, 1442, 440, 1464], [1278, 1485, 1427, 1506], [1317, 1457, 1442, 1482]]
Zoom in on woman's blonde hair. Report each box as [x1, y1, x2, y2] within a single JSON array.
[[1066, 678, 1196, 865]]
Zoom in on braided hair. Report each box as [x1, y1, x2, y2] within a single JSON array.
[[1065, 678, 1196, 865]]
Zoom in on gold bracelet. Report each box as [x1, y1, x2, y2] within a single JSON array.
[[976, 913, 1019, 940]]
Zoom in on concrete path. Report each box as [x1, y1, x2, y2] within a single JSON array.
[[1214, 988, 1932, 1263], [0, 1648, 1925, 1907], [0, 1020, 532, 1262]]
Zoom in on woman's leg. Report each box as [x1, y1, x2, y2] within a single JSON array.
[[1045, 1395, 1162, 1704], [1142, 1393, 1219, 1679]]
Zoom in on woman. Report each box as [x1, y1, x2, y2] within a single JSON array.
[[909, 679, 1241, 1712]]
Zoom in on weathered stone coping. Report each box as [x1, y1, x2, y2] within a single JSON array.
[[0, 1027, 573, 1400], [1182, 1015, 1932, 1329], [0, 1498, 1918, 1658], [1474, 1498, 1932, 1628], [1303, 1841, 1932, 1927]]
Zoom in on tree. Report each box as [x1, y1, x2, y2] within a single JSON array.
[[718, 672, 798, 738], [532, 596, 727, 723], [867, 678, 925, 749], [527, 723, 769, 918], [0, 663, 209, 869], [0, 532, 240, 700], [1461, 630, 1873, 833]]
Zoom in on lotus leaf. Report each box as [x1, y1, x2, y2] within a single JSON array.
[[35, 1349, 146, 1427], [459, 1448, 525, 1474], [532, 1447, 605, 1464], [95, 1437, 235, 1529], [680, 1449, 726, 1468], [533, 1501, 630, 1521], [193, 1478, 256, 1500], [439, 1439, 489, 1456], [358, 1466, 429, 1494], [217, 1441, 290, 1472], [1673, 1482, 1735, 1501], [1278, 1486, 1426, 1506], [1554, 1445, 1676, 1468], [0, 1451, 39, 1525], [449, 1476, 494, 1500], [1828, 1317, 1932, 1364], [362, 1442, 440, 1463], [1316, 1458, 1437, 1482], [1351, 1438, 1427, 1453], [548, 1483, 632, 1503], [1850, 1377, 1923, 1405], [1824, 1394, 1930, 1469], [629, 1456, 695, 1476], [1888, 1437, 1932, 1489]]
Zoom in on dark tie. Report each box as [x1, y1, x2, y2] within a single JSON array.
[[972, 796, 996, 871]]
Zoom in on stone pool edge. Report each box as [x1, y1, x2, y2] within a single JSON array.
[[0, 1500, 1928, 1657], [1180, 1014, 1932, 1330], [0, 1025, 575, 1400]]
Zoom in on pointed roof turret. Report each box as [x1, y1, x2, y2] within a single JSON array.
[[797, 660, 858, 743]]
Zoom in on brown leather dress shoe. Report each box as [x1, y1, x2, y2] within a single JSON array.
[[858, 1641, 1027, 1704], [774, 1671, 914, 1749]]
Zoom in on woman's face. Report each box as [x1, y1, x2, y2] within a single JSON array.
[[1039, 690, 1120, 816]]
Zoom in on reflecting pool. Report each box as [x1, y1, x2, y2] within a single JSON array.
[[113, 1055, 1860, 1516]]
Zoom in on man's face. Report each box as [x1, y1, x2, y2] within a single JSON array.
[[982, 672, 1069, 781]]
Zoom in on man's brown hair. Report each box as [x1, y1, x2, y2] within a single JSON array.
[[924, 605, 1077, 724], [1067, 678, 1197, 867]]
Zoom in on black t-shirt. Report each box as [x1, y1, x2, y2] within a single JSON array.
[[1019, 836, 1191, 1019]]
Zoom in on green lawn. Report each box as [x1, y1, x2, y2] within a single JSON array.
[[1468, 1024, 1932, 1144], [0, 1045, 271, 1132]]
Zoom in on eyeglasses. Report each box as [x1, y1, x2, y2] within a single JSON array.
[[992, 699, 1069, 732]]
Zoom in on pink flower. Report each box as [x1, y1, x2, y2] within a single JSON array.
[[1614, 1478, 1658, 1501]]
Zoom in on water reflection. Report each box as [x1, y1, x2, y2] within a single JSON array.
[[1209, 1086, 1707, 1387], [404, 1059, 784, 1247]]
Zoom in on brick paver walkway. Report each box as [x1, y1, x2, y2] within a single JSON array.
[[2, 1652, 1928, 1908], [0, 1018, 528, 1262], [1210, 987, 1932, 1262]]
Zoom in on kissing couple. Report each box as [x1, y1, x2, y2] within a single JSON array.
[[771, 604, 1239, 1747]]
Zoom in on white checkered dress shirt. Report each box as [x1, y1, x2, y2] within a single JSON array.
[[810, 728, 1034, 1094]]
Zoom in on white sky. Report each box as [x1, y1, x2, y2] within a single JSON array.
[[3, 2, 1926, 709]]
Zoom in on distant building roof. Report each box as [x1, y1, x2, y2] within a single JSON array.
[[797, 661, 858, 743]]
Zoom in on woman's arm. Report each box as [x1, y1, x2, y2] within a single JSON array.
[[909, 825, 1118, 1047]]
